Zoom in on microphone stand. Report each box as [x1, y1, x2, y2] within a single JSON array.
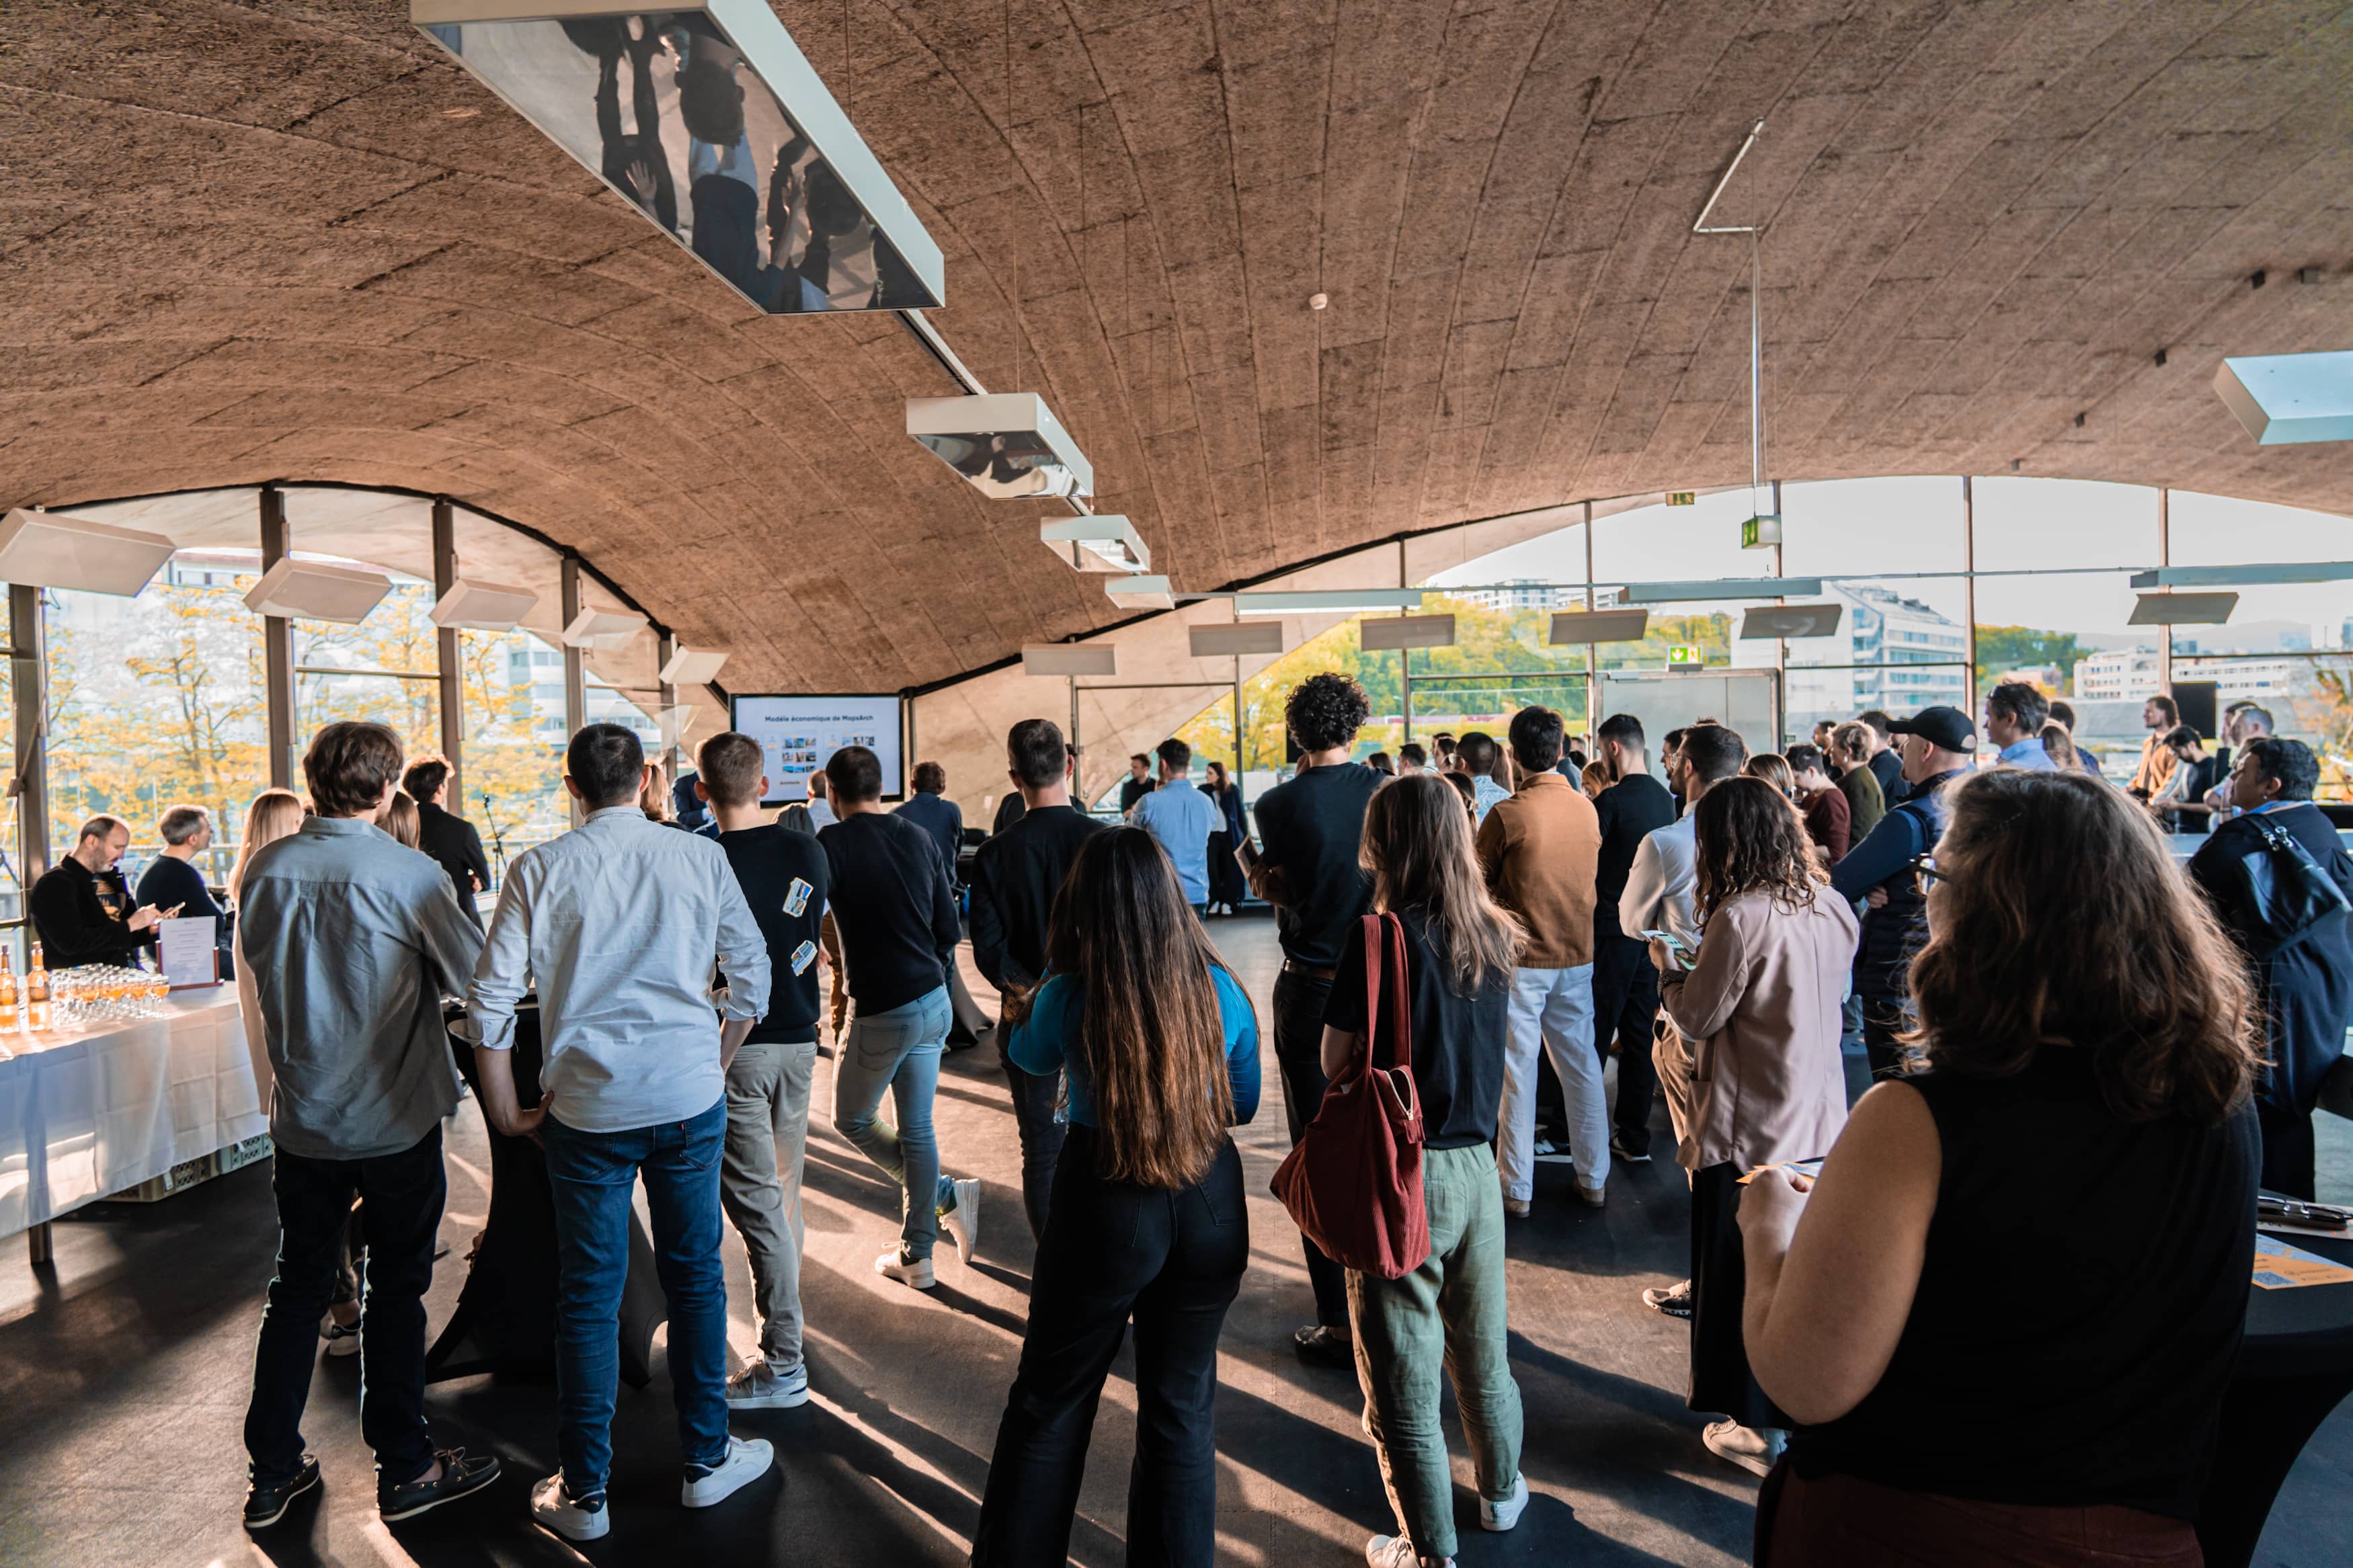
[[480, 792, 509, 889]]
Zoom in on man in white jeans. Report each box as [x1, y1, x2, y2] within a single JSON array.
[[1477, 706, 1607, 1212]]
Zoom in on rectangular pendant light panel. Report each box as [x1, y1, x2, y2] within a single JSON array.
[[1359, 614, 1456, 653], [1739, 604, 1845, 640], [430, 577, 541, 631], [244, 559, 393, 624], [0, 508, 177, 597], [2129, 562, 2353, 589], [1105, 575, 1172, 610], [412, 0, 943, 315], [2129, 591, 2239, 626], [1548, 608, 1650, 645], [1041, 515, 1148, 573], [1189, 622, 1285, 658], [660, 647, 729, 685], [563, 606, 649, 648], [2213, 352, 2353, 445], [1021, 644, 1117, 677], [907, 393, 1093, 499]]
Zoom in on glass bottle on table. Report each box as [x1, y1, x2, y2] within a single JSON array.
[[26, 941, 51, 1032], [0, 948, 17, 1034]]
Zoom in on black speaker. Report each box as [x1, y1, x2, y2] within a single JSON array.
[[2173, 681, 2219, 740]]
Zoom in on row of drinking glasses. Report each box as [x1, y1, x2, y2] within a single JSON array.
[[48, 965, 172, 1026]]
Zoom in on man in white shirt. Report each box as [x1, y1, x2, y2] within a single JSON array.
[[1127, 737, 1222, 911], [804, 767, 838, 830], [469, 724, 774, 1543], [1618, 723, 1749, 1161]]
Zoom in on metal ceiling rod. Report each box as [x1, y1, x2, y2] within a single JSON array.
[[1694, 120, 1768, 513]]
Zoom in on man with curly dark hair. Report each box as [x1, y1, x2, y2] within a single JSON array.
[[1242, 671, 1380, 1370]]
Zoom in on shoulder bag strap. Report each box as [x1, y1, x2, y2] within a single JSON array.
[[1358, 912, 1384, 1079], [1382, 912, 1414, 1073]]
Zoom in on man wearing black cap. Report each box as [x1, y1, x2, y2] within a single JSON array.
[[1831, 705, 1977, 1079]]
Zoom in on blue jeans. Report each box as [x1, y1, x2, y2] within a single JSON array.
[[543, 1098, 729, 1498], [831, 985, 957, 1260]]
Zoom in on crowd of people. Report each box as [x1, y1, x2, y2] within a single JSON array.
[[83, 662, 2339, 1566]]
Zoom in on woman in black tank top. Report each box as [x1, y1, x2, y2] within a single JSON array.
[[1736, 768, 2264, 1567]]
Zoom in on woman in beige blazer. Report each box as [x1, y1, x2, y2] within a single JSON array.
[[1653, 776, 1859, 1481]]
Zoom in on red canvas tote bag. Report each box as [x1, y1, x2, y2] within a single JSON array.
[[1269, 911, 1430, 1279]]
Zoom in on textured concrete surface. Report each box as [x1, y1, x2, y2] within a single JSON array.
[[5, 2, 2352, 698], [0, 917, 2345, 1567]]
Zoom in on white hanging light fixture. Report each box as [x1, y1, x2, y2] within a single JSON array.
[[1021, 644, 1117, 677], [1105, 575, 1172, 610], [660, 646, 729, 685], [1042, 514, 1148, 573], [906, 393, 1093, 499], [245, 559, 393, 624], [411, 1, 943, 315], [429, 577, 541, 632], [0, 507, 177, 598], [563, 606, 648, 649]]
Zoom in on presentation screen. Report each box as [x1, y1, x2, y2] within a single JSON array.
[[731, 694, 904, 806]]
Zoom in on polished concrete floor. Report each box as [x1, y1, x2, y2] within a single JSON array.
[[1, 913, 2345, 1567]]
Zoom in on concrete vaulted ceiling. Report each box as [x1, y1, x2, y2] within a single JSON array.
[[5, 0, 2353, 698]]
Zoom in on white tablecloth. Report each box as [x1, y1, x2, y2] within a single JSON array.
[[0, 988, 264, 1238]]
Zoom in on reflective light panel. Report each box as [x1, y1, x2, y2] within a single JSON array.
[[1359, 614, 1456, 652], [1042, 515, 1148, 573], [2213, 352, 2353, 445], [907, 393, 1094, 499], [1548, 608, 1650, 645], [413, 0, 943, 314], [0, 507, 176, 597], [1739, 604, 1844, 639]]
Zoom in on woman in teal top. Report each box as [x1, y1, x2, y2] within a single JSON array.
[[973, 827, 1259, 1567]]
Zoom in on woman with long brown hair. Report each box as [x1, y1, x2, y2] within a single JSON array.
[[1652, 776, 1858, 1478], [1740, 768, 2262, 1566], [384, 788, 422, 850], [1320, 772, 1529, 1568], [973, 826, 1259, 1567]]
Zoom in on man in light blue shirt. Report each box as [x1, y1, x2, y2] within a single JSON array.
[[469, 724, 774, 1543], [1128, 737, 1222, 909], [1985, 680, 2057, 770], [1461, 731, 1513, 820]]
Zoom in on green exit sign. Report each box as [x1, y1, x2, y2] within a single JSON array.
[[1741, 513, 1783, 549], [1666, 491, 1696, 506], [1667, 645, 1703, 665]]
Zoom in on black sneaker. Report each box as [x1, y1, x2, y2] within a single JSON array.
[[1610, 1132, 1654, 1163], [244, 1455, 321, 1530], [378, 1447, 502, 1522], [1293, 1323, 1353, 1370]]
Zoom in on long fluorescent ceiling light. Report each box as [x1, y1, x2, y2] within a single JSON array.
[[907, 393, 1094, 499], [2128, 591, 2237, 626], [1042, 514, 1147, 573], [1233, 589, 1423, 617], [2129, 563, 2353, 589], [1622, 577, 1821, 604], [412, 0, 943, 314], [2213, 352, 2353, 445]]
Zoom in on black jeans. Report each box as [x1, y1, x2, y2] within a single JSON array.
[[1272, 966, 1349, 1329], [1007, 1056, 1068, 1243], [1862, 999, 1911, 1081], [1591, 932, 1661, 1156], [245, 1124, 445, 1487], [973, 1129, 1248, 1567], [1689, 1162, 1786, 1432]]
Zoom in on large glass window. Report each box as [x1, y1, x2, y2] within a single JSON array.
[[292, 569, 442, 763], [46, 555, 272, 891]]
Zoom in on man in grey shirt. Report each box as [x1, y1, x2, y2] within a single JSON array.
[[469, 723, 773, 1542], [236, 722, 498, 1532]]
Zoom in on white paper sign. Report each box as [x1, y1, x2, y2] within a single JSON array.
[[159, 915, 220, 989]]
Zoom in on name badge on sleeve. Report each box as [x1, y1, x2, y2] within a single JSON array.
[[784, 878, 813, 917], [790, 940, 818, 975]]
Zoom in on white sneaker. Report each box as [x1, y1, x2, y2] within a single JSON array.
[[1702, 1419, 1788, 1478], [939, 1177, 981, 1265], [725, 1359, 810, 1410], [875, 1247, 936, 1289], [1479, 1471, 1527, 1532], [681, 1435, 773, 1508], [530, 1474, 609, 1541], [1365, 1534, 1449, 1567], [320, 1311, 360, 1358]]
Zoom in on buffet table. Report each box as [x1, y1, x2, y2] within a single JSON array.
[[0, 987, 264, 1257]]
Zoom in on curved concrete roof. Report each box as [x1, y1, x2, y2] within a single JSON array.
[[6, 1, 2351, 696]]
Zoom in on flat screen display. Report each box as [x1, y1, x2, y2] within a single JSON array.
[[731, 694, 903, 805]]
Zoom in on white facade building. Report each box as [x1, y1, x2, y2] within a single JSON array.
[[1783, 581, 1969, 724]]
